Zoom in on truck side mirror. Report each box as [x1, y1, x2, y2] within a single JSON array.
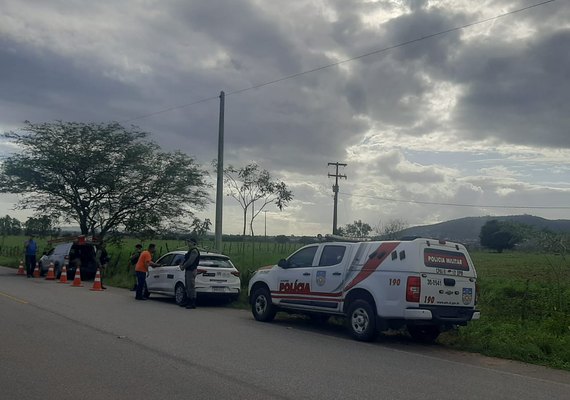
[[277, 259, 289, 268]]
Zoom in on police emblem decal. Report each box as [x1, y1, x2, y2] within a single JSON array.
[[316, 271, 326, 286], [462, 288, 473, 305]]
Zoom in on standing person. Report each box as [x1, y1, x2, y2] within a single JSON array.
[[134, 243, 160, 301], [180, 237, 200, 309], [24, 235, 37, 278], [95, 242, 110, 289], [129, 244, 143, 291]]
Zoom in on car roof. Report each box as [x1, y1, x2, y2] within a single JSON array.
[[165, 250, 230, 259]]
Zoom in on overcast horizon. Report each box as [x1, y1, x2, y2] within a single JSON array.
[[1, 0, 569, 236]]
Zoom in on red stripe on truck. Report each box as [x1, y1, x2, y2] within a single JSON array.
[[343, 242, 399, 292]]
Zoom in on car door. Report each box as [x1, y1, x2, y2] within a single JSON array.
[[310, 244, 349, 312], [149, 253, 174, 292], [163, 253, 186, 295], [272, 245, 318, 310]]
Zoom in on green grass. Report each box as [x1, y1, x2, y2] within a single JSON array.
[[2, 234, 569, 370], [439, 251, 570, 370]]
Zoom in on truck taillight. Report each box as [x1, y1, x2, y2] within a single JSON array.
[[475, 282, 479, 305], [231, 271, 240, 277], [406, 276, 421, 303]]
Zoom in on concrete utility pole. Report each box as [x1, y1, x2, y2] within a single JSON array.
[[214, 91, 225, 251], [328, 162, 347, 235]]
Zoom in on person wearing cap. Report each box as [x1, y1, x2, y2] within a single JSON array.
[[180, 237, 200, 309]]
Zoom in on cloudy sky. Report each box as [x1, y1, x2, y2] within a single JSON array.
[[1, 0, 569, 236]]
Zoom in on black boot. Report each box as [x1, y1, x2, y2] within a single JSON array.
[[186, 298, 196, 309]]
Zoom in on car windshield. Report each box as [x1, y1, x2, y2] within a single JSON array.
[[199, 256, 234, 269]]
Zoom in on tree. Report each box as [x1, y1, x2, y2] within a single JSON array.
[[24, 216, 55, 237], [0, 121, 209, 241], [373, 219, 408, 240], [223, 162, 293, 236], [479, 220, 524, 253], [342, 220, 372, 237], [0, 215, 22, 235]]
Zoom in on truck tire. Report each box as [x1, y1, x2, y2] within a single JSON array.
[[346, 299, 377, 342], [251, 287, 277, 322], [407, 325, 440, 343]]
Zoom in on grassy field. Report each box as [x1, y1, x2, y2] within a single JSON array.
[[1, 235, 569, 370]]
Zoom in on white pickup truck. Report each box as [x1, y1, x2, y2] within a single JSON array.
[[248, 237, 480, 342]]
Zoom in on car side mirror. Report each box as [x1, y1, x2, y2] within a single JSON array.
[[277, 259, 289, 268]]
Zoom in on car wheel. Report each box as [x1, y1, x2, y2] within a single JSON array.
[[346, 299, 377, 342], [251, 287, 276, 322], [175, 283, 187, 306], [407, 325, 440, 343]]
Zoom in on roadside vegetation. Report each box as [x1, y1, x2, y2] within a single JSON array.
[[1, 234, 569, 371]]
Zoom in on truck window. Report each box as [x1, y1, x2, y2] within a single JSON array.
[[288, 246, 318, 268], [319, 245, 346, 267]]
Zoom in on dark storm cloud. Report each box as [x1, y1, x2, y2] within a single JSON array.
[[174, 0, 303, 78], [0, 38, 138, 123], [452, 28, 570, 148]]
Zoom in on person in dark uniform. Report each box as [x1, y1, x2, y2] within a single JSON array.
[[180, 237, 200, 309]]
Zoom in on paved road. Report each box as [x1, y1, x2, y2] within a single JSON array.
[[1, 266, 568, 400]]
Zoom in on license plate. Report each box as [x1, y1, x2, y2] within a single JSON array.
[[212, 287, 225, 292]]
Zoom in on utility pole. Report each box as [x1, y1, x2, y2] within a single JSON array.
[[328, 162, 347, 235], [214, 91, 225, 251]]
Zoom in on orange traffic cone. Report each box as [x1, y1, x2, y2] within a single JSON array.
[[90, 268, 104, 291], [33, 262, 40, 278], [59, 264, 68, 284], [71, 266, 83, 287], [45, 262, 56, 280], [17, 260, 26, 275]]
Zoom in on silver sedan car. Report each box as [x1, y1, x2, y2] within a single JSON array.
[[145, 250, 241, 305]]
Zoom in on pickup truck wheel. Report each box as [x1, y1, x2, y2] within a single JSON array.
[[251, 287, 276, 322], [347, 299, 377, 342], [175, 283, 187, 306], [407, 325, 440, 343]]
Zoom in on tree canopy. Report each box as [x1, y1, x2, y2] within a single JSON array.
[[223, 162, 293, 236], [479, 219, 525, 253], [338, 219, 372, 237], [0, 121, 210, 240]]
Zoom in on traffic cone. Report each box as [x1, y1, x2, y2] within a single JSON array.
[[90, 268, 104, 291], [71, 265, 83, 287], [17, 260, 25, 275], [33, 262, 40, 278], [59, 264, 68, 284], [45, 262, 56, 280]]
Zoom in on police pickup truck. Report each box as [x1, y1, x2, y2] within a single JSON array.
[[248, 237, 480, 342]]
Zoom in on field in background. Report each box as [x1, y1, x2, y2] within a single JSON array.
[[1, 235, 569, 370]]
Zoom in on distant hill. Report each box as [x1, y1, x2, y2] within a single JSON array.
[[398, 215, 570, 244]]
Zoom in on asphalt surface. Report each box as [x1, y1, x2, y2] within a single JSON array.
[[1, 266, 569, 399]]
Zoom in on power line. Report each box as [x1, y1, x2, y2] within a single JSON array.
[[119, 0, 555, 123], [340, 191, 570, 210]]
